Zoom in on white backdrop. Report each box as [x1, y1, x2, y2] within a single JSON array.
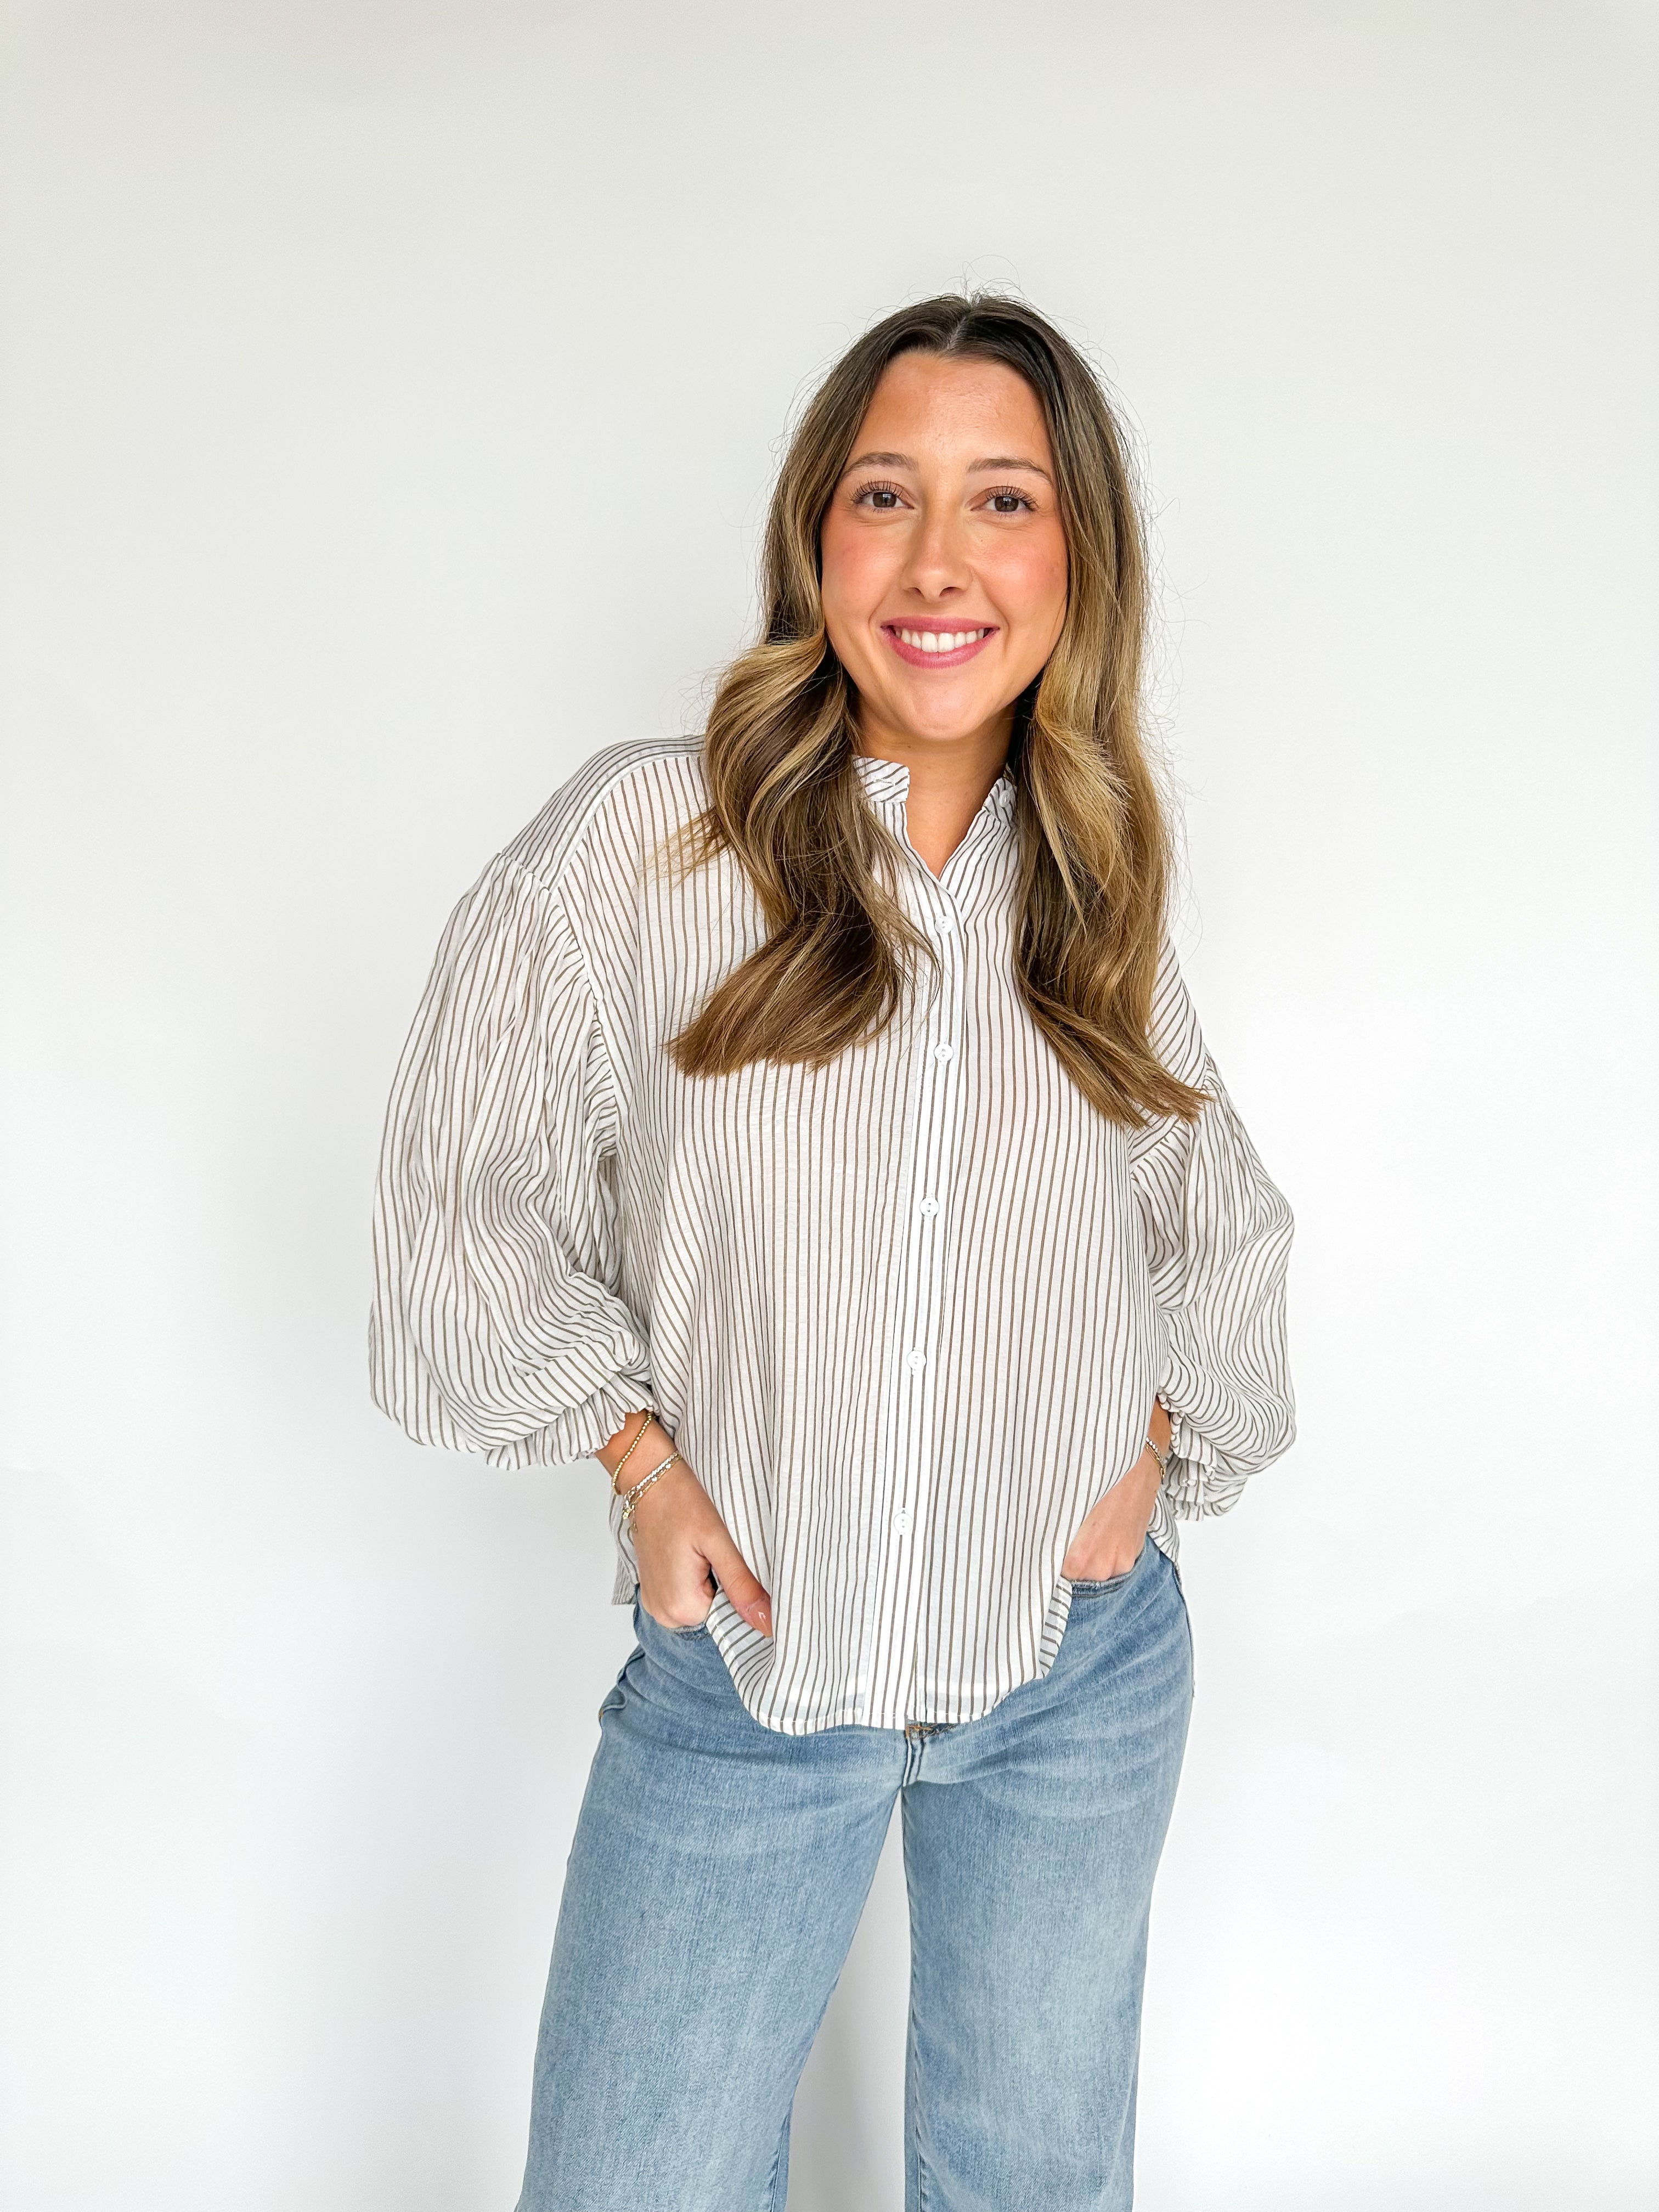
[[3, 4, 1655, 2207]]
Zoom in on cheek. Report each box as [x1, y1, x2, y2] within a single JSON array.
[[996, 531, 1069, 645], [820, 520, 890, 633]]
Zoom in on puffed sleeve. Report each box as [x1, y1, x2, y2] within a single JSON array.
[[1130, 943, 1296, 1517], [369, 853, 655, 1468]]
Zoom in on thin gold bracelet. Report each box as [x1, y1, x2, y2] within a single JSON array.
[[618, 1467, 667, 1530], [619, 1450, 682, 1532], [607, 1410, 657, 1496]]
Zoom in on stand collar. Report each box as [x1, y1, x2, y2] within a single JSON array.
[[850, 751, 1017, 825]]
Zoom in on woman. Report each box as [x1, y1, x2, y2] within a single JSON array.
[[371, 293, 1295, 2211]]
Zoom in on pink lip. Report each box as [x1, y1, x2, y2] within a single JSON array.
[[882, 621, 997, 670]]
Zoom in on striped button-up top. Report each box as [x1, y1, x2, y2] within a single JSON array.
[[370, 736, 1295, 1734]]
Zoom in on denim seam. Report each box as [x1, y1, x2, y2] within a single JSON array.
[[763, 2131, 786, 2212], [905, 1820, 931, 2212]]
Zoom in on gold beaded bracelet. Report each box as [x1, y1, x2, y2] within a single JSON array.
[[607, 1410, 658, 1496], [1145, 1393, 1173, 1475]]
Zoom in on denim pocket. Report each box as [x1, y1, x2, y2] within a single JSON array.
[[1066, 1539, 1148, 1597], [636, 1599, 712, 1641]]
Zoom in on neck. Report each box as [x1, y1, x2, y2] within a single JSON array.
[[853, 707, 1014, 878]]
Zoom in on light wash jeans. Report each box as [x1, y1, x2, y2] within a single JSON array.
[[515, 1536, 1192, 2211]]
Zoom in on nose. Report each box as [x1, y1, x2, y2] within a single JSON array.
[[898, 500, 970, 602]]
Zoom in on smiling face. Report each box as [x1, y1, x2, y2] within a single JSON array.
[[819, 350, 1070, 765]]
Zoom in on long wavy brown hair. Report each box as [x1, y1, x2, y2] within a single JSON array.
[[664, 292, 1206, 1127]]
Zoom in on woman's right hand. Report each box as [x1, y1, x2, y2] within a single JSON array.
[[597, 1415, 772, 1637]]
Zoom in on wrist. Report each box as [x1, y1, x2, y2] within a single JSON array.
[[597, 1409, 665, 1486], [625, 1453, 694, 1522], [615, 1441, 687, 1533]]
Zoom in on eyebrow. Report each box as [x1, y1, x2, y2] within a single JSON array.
[[970, 455, 1053, 484], [841, 449, 1054, 487]]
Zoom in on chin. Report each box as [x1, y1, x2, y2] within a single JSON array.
[[895, 695, 1003, 745]]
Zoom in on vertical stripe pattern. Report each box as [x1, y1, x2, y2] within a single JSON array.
[[370, 738, 1295, 1734]]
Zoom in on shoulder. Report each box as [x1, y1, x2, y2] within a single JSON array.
[[499, 736, 709, 895], [1147, 934, 1207, 1088]]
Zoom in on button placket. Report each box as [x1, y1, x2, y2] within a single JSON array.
[[860, 866, 966, 1724], [842, 755, 1017, 1723]]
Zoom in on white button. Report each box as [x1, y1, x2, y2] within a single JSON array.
[[918, 1197, 940, 1217], [894, 1507, 912, 1536], [906, 1348, 927, 1372], [934, 1043, 954, 1062]]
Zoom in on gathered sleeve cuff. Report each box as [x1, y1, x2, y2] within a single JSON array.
[[1131, 943, 1297, 1519], [369, 854, 654, 1469]]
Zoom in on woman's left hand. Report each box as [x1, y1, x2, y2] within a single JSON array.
[[1060, 1401, 1171, 1581]]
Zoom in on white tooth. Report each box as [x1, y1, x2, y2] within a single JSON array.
[[919, 632, 936, 652], [952, 633, 968, 649]]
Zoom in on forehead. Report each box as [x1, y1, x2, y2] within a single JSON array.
[[851, 351, 1052, 464]]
